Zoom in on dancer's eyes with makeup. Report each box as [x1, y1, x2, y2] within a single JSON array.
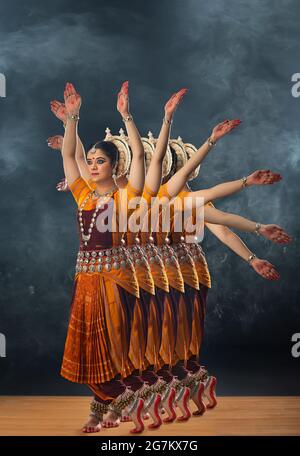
[[87, 157, 106, 166]]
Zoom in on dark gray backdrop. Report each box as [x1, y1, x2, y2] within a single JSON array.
[[0, 0, 299, 396]]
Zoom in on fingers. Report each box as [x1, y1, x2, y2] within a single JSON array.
[[273, 228, 293, 244], [177, 88, 188, 99], [120, 81, 129, 95], [263, 225, 293, 244], [176, 88, 188, 104], [50, 100, 60, 110], [260, 171, 282, 184], [64, 82, 77, 99], [67, 82, 76, 96], [166, 88, 188, 109], [65, 82, 71, 97], [228, 119, 242, 129], [263, 269, 280, 280], [263, 262, 280, 280], [215, 119, 241, 133]]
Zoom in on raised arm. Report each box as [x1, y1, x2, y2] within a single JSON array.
[[117, 81, 145, 193], [61, 82, 82, 186], [205, 222, 280, 280], [166, 119, 241, 197], [185, 169, 282, 207], [50, 100, 90, 182], [146, 88, 187, 194], [204, 204, 292, 245]]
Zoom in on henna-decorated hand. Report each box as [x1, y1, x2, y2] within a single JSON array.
[[259, 224, 292, 245], [210, 119, 241, 142], [64, 82, 81, 116], [56, 178, 70, 192], [247, 169, 282, 186], [50, 100, 67, 124], [47, 135, 63, 151], [164, 88, 188, 120], [251, 258, 280, 280], [117, 81, 130, 117]]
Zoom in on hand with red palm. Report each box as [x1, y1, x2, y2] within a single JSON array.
[[164, 88, 188, 121], [56, 178, 70, 192], [246, 169, 282, 186], [47, 135, 63, 151], [251, 258, 280, 281], [64, 82, 81, 116], [211, 119, 241, 142], [50, 100, 67, 124], [259, 224, 292, 245], [117, 81, 130, 117]]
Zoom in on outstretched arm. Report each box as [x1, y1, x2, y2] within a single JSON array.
[[117, 81, 145, 193], [186, 169, 282, 206], [204, 204, 292, 245], [146, 88, 187, 194], [166, 119, 241, 197], [61, 83, 82, 186], [205, 222, 280, 280]]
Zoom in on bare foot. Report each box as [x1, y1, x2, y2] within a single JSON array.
[[102, 410, 120, 428], [82, 415, 102, 433]]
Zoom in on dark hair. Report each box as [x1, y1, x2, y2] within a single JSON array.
[[162, 146, 178, 184], [86, 140, 119, 168]]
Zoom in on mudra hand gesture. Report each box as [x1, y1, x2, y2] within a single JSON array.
[[246, 169, 282, 186], [251, 258, 280, 281], [259, 224, 292, 245], [164, 88, 188, 121], [210, 119, 241, 142], [64, 82, 81, 116], [50, 100, 67, 124], [56, 178, 69, 192], [47, 135, 63, 151], [117, 81, 130, 117]]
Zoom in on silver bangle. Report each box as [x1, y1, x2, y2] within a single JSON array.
[[67, 113, 80, 121], [241, 176, 248, 187], [207, 137, 216, 147], [122, 115, 133, 123], [254, 223, 261, 236], [247, 253, 257, 264], [163, 117, 173, 125]]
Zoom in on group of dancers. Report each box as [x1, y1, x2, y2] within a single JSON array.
[[47, 81, 292, 433]]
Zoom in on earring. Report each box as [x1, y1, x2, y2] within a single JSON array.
[[112, 168, 117, 185]]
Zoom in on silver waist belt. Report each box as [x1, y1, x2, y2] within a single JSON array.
[[75, 247, 133, 273]]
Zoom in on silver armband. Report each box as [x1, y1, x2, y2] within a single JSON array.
[[207, 137, 216, 147], [122, 115, 133, 123], [254, 223, 261, 236], [247, 253, 257, 264]]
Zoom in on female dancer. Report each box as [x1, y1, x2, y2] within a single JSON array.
[[58, 81, 148, 434]]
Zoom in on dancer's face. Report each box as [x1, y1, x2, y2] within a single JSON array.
[[86, 148, 113, 182]]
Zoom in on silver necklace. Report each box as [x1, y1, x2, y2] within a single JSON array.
[[92, 184, 117, 199]]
